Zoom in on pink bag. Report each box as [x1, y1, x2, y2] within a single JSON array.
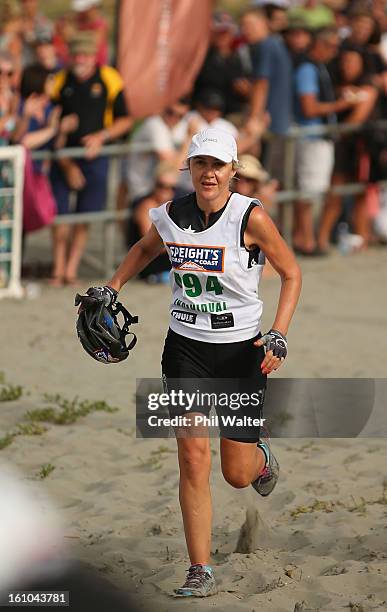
[[23, 150, 56, 233]]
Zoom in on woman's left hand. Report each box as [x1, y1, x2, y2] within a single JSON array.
[[254, 329, 287, 375]]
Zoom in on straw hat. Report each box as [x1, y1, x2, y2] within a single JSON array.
[[237, 155, 270, 183]]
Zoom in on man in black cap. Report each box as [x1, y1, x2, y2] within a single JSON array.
[[193, 11, 252, 116]]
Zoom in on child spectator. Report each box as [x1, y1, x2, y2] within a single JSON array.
[[13, 64, 57, 169], [12, 64, 76, 244]]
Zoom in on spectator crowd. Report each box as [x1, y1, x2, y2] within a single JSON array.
[[1, 0, 387, 287]]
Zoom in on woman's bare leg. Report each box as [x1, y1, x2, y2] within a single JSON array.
[[50, 223, 70, 285], [220, 438, 265, 488], [176, 431, 212, 565], [65, 223, 89, 282], [292, 200, 316, 252]]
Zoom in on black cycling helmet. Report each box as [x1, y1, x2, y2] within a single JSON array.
[[75, 294, 138, 364]]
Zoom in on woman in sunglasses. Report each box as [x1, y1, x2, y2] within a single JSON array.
[[82, 127, 302, 597]]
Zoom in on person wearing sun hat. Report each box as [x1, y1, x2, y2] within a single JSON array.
[[283, 13, 313, 67], [71, 0, 108, 66], [48, 29, 131, 286], [235, 153, 279, 208], [238, 153, 270, 184], [83, 127, 302, 597]]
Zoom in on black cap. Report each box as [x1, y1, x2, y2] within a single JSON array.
[[196, 89, 225, 112]]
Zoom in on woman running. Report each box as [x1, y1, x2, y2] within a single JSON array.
[[83, 127, 302, 597]]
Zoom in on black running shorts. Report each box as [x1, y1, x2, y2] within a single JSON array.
[[161, 328, 267, 443]]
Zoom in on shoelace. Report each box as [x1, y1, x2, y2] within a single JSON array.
[[259, 466, 271, 480], [182, 566, 210, 588]]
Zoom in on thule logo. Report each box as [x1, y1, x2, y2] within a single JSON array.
[[171, 310, 197, 324]]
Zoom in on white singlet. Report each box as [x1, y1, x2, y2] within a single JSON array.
[[149, 192, 265, 343]]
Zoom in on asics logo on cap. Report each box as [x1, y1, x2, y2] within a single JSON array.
[[188, 128, 238, 163]]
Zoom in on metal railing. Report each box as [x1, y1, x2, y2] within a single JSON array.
[[27, 119, 387, 276]]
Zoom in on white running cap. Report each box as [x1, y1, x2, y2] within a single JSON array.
[[72, 0, 100, 11], [187, 128, 238, 164]]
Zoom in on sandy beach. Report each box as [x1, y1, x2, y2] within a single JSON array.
[[2, 238, 387, 611]]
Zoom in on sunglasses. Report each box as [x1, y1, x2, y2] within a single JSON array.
[[0, 69, 14, 77], [155, 181, 176, 190]]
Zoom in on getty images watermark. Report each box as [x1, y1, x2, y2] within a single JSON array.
[[146, 388, 265, 428], [136, 378, 385, 438], [136, 378, 266, 438]]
